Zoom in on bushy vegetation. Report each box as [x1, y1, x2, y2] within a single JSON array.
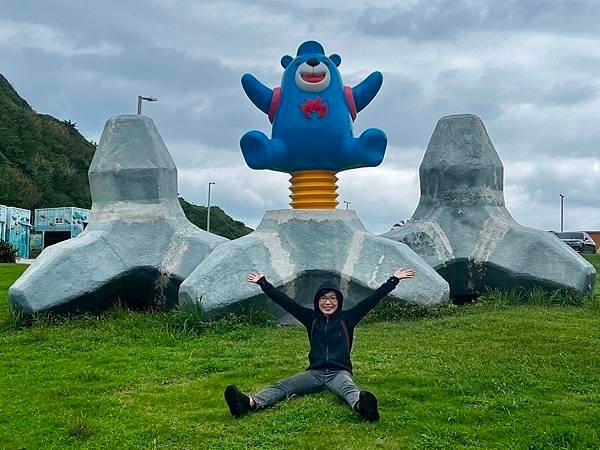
[[0, 241, 18, 263], [479, 286, 598, 308]]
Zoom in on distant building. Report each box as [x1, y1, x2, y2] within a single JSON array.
[[33, 207, 90, 249], [586, 231, 600, 251], [0, 205, 32, 258]]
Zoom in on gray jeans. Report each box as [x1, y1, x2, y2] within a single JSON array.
[[252, 369, 361, 410]]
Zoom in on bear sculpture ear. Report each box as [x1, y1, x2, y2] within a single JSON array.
[[329, 54, 342, 67], [281, 55, 294, 68]]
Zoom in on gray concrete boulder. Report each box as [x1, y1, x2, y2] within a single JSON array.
[[382, 114, 596, 300], [179, 209, 450, 324], [9, 115, 226, 316]]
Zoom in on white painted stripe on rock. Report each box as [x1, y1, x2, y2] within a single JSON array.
[[254, 231, 296, 282], [340, 232, 366, 294], [368, 254, 386, 288], [471, 217, 511, 263], [414, 221, 454, 263]]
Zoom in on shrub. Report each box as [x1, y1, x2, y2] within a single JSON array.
[[363, 296, 459, 323], [479, 287, 596, 308], [0, 240, 18, 263], [161, 304, 276, 337]]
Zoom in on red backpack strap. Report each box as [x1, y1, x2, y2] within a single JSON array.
[[268, 87, 281, 123], [343, 86, 357, 122], [340, 319, 351, 350], [310, 317, 318, 340]]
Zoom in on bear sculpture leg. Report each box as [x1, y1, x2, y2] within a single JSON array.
[[240, 130, 288, 171], [341, 129, 387, 169]]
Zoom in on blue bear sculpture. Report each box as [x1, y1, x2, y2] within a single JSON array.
[[240, 40, 387, 173]]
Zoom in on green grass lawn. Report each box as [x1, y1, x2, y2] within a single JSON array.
[[1, 258, 599, 449]]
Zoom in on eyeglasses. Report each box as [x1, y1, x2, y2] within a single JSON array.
[[319, 295, 338, 302]]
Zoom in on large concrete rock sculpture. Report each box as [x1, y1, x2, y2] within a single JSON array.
[[179, 209, 450, 324], [382, 114, 596, 300], [9, 115, 226, 316]]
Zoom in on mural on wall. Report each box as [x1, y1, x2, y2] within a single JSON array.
[[0, 206, 6, 243], [0, 206, 31, 258], [34, 207, 90, 244]]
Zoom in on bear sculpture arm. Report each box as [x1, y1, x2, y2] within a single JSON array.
[[352, 71, 383, 113], [241, 73, 273, 115]]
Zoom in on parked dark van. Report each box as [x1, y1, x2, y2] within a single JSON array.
[[556, 232, 597, 254]]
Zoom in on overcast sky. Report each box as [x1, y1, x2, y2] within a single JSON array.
[[2, 0, 599, 233]]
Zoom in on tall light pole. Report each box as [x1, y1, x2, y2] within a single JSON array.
[[343, 201, 351, 210], [207, 182, 215, 233], [559, 193, 565, 232], [137, 96, 157, 114]]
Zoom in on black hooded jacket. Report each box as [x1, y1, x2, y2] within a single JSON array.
[[257, 276, 400, 373]]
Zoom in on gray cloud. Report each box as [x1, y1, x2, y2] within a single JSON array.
[[542, 80, 599, 105], [356, 0, 600, 40], [505, 158, 600, 207]]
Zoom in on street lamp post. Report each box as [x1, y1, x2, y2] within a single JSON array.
[[559, 194, 565, 232], [343, 201, 351, 210], [207, 182, 215, 233], [137, 96, 158, 114]]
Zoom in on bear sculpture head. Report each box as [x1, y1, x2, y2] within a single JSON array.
[[280, 41, 343, 95]]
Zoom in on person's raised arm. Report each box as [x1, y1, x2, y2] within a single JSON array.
[[248, 272, 313, 326], [345, 268, 416, 326]]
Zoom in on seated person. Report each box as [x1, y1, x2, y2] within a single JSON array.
[[224, 268, 416, 421]]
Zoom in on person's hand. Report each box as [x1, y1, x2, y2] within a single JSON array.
[[247, 272, 265, 284], [393, 268, 416, 280]]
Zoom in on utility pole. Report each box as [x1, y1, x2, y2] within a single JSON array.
[[559, 194, 565, 232], [137, 96, 157, 114], [207, 182, 215, 232], [343, 201, 351, 210]]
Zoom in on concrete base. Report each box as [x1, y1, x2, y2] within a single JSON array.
[[9, 116, 226, 316], [179, 209, 450, 324]]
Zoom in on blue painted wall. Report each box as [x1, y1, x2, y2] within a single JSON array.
[[0, 206, 6, 244], [0, 205, 32, 258], [34, 207, 90, 238]]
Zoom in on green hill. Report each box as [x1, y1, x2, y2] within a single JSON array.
[[179, 198, 252, 240], [0, 74, 95, 210], [0, 74, 252, 239]]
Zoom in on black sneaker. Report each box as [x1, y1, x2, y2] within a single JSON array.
[[224, 385, 252, 418], [356, 391, 379, 422]]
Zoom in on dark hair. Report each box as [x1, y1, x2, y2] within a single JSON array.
[[317, 290, 338, 300]]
